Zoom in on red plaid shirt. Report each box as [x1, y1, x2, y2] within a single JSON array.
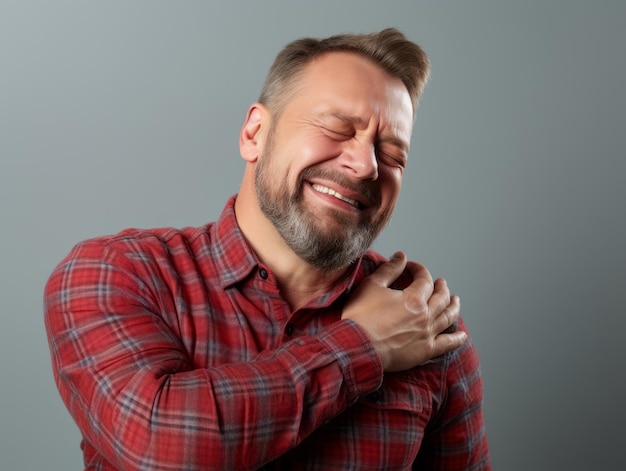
[[44, 196, 490, 470]]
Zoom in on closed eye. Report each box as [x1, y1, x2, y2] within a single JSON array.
[[376, 147, 407, 169], [321, 126, 353, 141]]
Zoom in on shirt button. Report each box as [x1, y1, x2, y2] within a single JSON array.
[[367, 390, 382, 402], [259, 268, 268, 280], [285, 324, 294, 336]]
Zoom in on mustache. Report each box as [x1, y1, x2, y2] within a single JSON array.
[[298, 167, 381, 208]]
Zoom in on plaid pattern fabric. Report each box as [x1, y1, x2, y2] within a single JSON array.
[[44, 196, 490, 470]]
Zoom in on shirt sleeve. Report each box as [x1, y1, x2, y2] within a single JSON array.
[[412, 318, 491, 470], [43, 239, 383, 471]]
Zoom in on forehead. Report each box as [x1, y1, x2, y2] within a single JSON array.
[[286, 52, 414, 139]]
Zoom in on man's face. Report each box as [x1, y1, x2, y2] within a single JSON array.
[[255, 52, 414, 271]]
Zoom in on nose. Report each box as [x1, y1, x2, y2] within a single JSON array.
[[340, 140, 379, 180]]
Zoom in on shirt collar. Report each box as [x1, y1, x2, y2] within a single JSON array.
[[211, 195, 378, 301], [212, 195, 260, 289]]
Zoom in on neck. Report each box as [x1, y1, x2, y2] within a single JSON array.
[[234, 171, 348, 309]]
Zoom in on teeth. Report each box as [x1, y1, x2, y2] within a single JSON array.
[[312, 184, 359, 208]]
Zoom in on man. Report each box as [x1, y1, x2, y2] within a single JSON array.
[[44, 28, 490, 470]]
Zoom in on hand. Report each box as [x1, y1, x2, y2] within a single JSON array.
[[342, 252, 467, 372]]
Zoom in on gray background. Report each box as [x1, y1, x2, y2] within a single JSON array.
[[1, 1, 624, 469]]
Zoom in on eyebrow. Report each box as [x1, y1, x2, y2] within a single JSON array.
[[319, 112, 410, 153]]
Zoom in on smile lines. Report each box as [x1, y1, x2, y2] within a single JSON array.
[[311, 183, 361, 209]]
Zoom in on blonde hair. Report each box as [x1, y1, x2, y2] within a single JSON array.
[[258, 28, 430, 119]]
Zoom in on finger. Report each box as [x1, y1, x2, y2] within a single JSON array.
[[427, 278, 451, 315], [431, 329, 467, 357], [367, 252, 408, 287], [402, 261, 435, 305], [404, 260, 434, 288], [434, 295, 460, 334]]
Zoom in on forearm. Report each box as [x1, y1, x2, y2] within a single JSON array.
[[47, 298, 382, 470]]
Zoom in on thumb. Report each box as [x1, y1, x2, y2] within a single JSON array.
[[367, 252, 408, 287]]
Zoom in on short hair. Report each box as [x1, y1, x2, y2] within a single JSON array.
[[258, 28, 430, 119]]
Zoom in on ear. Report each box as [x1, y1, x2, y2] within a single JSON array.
[[239, 103, 269, 163]]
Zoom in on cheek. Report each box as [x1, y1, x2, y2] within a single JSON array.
[[379, 167, 403, 202], [292, 134, 343, 168]]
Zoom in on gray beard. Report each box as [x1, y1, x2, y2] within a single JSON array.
[[255, 161, 389, 273]]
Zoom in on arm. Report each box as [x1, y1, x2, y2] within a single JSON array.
[[413, 319, 491, 470], [44, 240, 382, 470], [44, 243, 463, 470]]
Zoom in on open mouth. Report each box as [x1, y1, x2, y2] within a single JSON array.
[[310, 183, 363, 210]]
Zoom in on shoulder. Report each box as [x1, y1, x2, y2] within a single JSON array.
[[441, 317, 484, 401], [66, 223, 214, 262], [357, 249, 385, 276], [46, 223, 216, 294]]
